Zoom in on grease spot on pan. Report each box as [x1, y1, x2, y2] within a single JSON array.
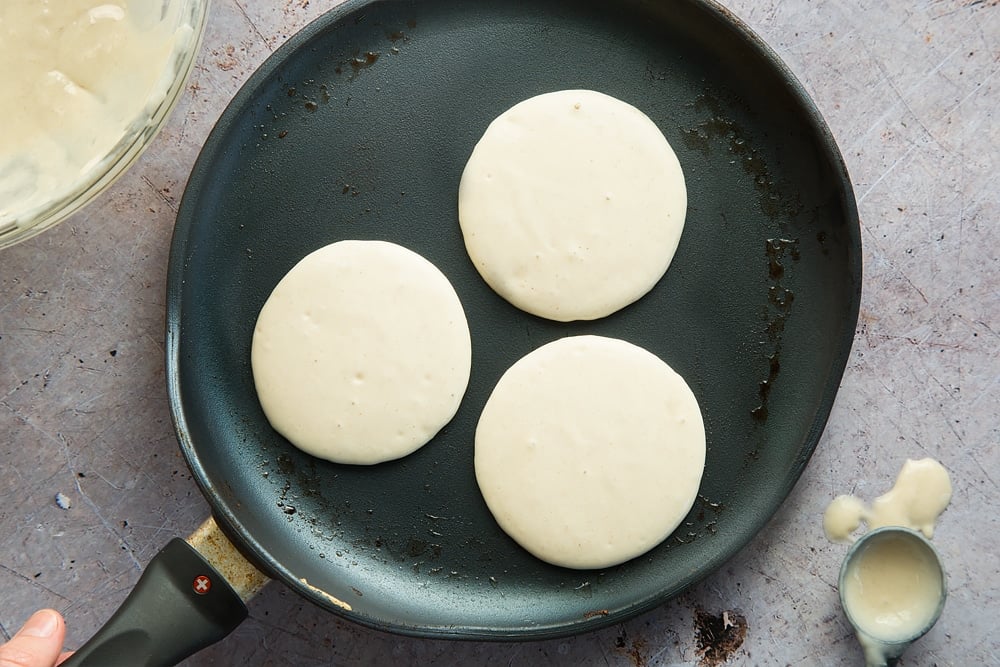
[[682, 94, 802, 220], [751, 238, 799, 426]]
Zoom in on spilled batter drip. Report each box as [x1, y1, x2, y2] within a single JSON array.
[[823, 458, 952, 542]]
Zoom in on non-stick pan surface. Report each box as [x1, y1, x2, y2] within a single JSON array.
[[167, 0, 861, 639]]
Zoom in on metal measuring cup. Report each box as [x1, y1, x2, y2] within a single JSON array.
[[838, 526, 947, 667]]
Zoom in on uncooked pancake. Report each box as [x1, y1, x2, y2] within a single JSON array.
[[251, 240, 472, 465], [458, 89, 687, 322], [474, 335, 706, 569]]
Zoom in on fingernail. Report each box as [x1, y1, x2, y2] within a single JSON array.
[[21, 610, 60, 638]]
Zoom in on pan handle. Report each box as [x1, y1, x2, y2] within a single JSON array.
[[61, 527, 257, 667]]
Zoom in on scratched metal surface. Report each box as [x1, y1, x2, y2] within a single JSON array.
[[0, 1, 996, 665]]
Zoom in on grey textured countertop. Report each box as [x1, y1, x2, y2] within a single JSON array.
[[2, 1, 997, 665]]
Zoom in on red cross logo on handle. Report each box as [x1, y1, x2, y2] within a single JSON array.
[[193, 575, 212, 595]]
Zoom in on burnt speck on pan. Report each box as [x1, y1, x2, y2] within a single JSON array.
[[332, 50, 382, 80], [351, 51, 380, 72]]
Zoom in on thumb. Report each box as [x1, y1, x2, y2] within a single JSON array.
[[0, 610, 67, 667]]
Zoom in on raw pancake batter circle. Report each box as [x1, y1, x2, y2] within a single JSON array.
[[474, 335, 706, 569], [251, 240, 472, 465], [458, 89, 687, 322]]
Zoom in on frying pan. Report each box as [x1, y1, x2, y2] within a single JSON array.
[[63, 0, 861, 663]]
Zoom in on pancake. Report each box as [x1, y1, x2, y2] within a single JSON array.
[[459, 90, 687, 322], [474, 335, 705, 569], [251, 240, 472, 465]]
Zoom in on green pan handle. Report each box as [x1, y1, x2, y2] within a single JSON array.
[[60, 538, 248, 667]]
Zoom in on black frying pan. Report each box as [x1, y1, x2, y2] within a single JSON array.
[[64, 0, 861, 663]]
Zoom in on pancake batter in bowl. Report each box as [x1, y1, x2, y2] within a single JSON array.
[[0, 1, 195, 231]]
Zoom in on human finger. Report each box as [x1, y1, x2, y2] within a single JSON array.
[[0, 609, 67, 667]]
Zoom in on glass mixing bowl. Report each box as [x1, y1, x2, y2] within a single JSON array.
[[0, 0, 209, 250]]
